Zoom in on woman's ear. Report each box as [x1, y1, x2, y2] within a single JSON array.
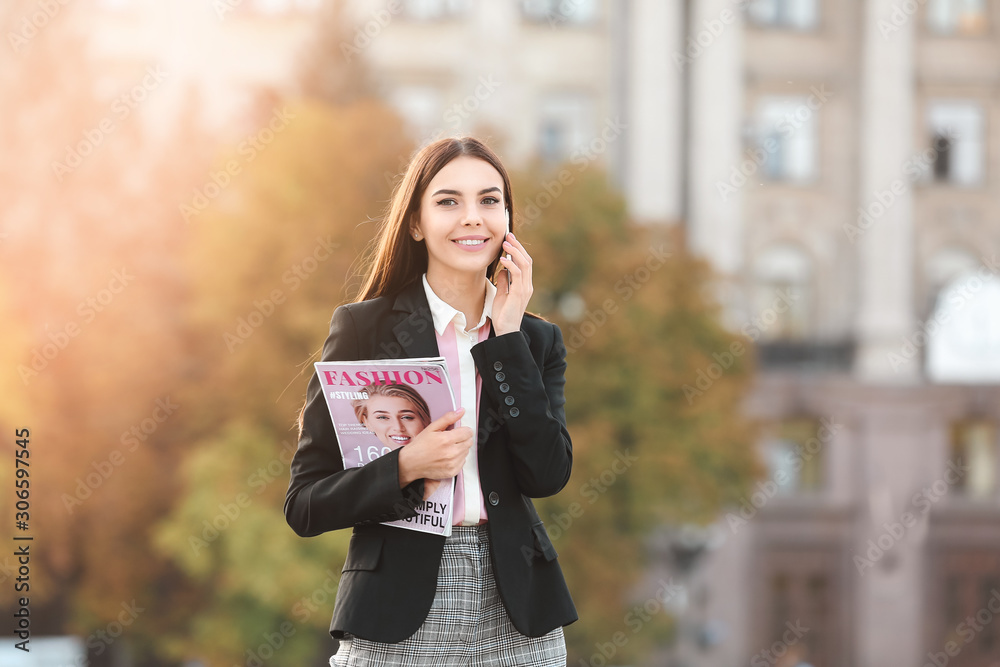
[[410, 214, 423, 242]]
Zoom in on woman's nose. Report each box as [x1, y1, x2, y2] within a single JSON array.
[[462, 204, 483, 225]]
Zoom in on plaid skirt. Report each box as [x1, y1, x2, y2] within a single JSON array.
[[330, 524, 566, 666]]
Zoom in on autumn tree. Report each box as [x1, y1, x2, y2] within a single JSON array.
[[153, 97, 415, 665], [511, 164, 761, 663], [0, 1, 231, 663]]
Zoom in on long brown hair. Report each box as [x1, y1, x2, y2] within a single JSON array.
[[352, 136, 514, 302]]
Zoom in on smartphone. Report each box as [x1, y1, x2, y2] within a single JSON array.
[[504, 209, 511, 288]]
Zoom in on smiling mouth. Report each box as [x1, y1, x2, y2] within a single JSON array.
[[389, 435, 411, 444], [453, 239, 487, 246]]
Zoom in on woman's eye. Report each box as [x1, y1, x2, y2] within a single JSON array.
[[483, 196, 500, 205], [402, 415, 415, 421], [436, 198, 456, 206], [375, 414, 388, 420]]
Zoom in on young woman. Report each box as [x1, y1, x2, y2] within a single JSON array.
[[352, 383, 442, 498], [284, 136, 577, 666], [351, 383, 432, 451]]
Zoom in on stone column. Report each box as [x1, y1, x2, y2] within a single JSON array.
[[854, 0, 918, 384], [625, 0, 684, 225], [687, 0, 745, 318]]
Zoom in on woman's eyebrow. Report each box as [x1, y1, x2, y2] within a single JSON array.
[[431, 187, 502, 197]]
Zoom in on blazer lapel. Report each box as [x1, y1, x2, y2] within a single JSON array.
[[390, 280, 440, 359]]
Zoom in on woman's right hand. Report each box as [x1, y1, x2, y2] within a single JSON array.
[[397, 408, 474, 488]]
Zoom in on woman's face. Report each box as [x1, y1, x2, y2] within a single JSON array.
[[414, 155, 507, 283], [361, 395, 429, 448]]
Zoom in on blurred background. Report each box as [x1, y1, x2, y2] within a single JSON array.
[[1, 0, 999, 665]]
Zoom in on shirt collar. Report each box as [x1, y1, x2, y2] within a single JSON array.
[[421, 273, 496, 336]]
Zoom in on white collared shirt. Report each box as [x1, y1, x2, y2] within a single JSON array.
[[421, 273, 496, 525]]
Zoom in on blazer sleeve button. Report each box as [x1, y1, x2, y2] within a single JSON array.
[[493, 361, 503, 371], [488, 491, 500, 506], [509, 407, 519, 417], [499, 382, 510, 393], [495, 371, 505, 381], [504, 396, 515, 405]]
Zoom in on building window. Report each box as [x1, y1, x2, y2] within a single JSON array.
[[763, 418, 825, 496], [400, 0, 469, 21], [521, 0, 598, 26], [926, 272, 1000, 384], [929, 550, 1000, 665], [950, 421, 997, 499], [926, 101, 985, 187], [923, 246, 978, 318], [752, 97, 819, 183], [537, 92, 593, 164], [757, 548, 842, 667], [927, 0, 988, 35], [746, 0, 820, 30], [750, 243, 812, 341]]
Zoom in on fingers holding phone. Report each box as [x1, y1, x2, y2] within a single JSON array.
[[493, 210, 533, 336]]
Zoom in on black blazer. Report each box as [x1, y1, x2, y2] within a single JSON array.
[[284, 278, 578, 643]]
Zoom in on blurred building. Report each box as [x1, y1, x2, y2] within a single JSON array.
[[351, 2, 1000, 665], [637, 1, 1000, 667], [339, 0, 628, 184], [79, 1, 1000, 665]]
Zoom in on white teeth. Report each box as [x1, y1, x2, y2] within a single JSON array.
[[455, 239, 485, 246]]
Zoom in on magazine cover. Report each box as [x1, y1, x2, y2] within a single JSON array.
[[314, 357, 457, 536]]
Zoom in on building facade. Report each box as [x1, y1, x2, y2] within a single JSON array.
[[79, 1, 1000, 664], [634, 1, 1000, 666]]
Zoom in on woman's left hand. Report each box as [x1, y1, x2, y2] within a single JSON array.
[[492, 233, 533, 336]]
